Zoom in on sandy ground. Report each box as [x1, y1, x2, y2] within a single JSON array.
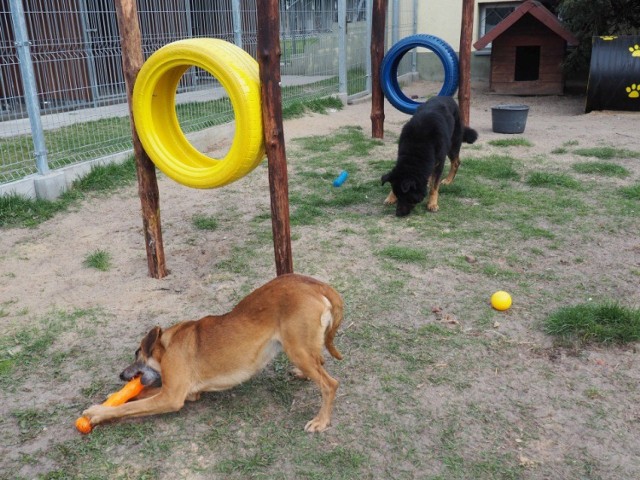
[[1, 80, 639, 478], [2, 81, 637, 322]]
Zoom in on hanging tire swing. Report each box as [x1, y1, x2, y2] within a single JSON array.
[[133, 38, 265, 189], [381, 34, 459, 114]]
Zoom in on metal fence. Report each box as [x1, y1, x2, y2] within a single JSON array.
[[0, 0, 417, 191]]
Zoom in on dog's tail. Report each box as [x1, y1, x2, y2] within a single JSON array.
[[321, 285, 344, 361], [463, 126, 478, 144]]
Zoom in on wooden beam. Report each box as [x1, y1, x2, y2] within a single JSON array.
[[458, 0, 474, 127], [370, 0, 387, 138], [256, 0, 294, 276], [114, 0, 167, 279]]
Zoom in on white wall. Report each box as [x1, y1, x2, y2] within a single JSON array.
[[412, 0, 523, 81], [416, 0, 522, 49]]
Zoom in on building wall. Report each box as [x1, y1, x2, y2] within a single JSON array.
[[413, 0, 521, 82], [417, 0, 520, 46]]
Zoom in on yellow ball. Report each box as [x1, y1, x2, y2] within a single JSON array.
[[491, 291, 512, 311]]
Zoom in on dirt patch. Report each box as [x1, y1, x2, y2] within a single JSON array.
[[1, 81, 639, 479]]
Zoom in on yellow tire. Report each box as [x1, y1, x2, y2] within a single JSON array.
[[133, 39, 265, 189]]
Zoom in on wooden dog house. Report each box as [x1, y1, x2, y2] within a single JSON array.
[[474, 0, 578, 95]]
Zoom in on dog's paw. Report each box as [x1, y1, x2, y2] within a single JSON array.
[[427, 203, 439, 212], [289, 367, 309, 380], [304, 417, 330, 433], [82, 404, 111, 425], [383, 192, 397, 205], [186, 392, 201, 402], [440, 178, 452, 186]]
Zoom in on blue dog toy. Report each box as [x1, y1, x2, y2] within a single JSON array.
[[332, 170, 349, 187]]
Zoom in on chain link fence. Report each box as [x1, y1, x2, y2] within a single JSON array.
[[0, 0, 417, 192]]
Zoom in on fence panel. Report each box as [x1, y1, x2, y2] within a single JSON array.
[[0, 0, 416, 188]]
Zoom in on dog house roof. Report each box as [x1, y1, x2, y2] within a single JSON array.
[[473, 0, 579, 50]]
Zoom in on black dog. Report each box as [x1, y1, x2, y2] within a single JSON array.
[[382, 96, 478, 217]]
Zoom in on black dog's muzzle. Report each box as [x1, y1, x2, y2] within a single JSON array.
[[395, 202, 415, 217]]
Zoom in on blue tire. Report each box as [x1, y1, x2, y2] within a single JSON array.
[[381, 34, 459, 114]]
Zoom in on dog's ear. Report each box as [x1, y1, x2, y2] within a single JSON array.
[[400, 179, 416, 193], [381, 172, 393, 185], [141, 326, 163, 357]]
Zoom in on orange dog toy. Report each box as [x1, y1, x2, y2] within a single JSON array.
[[75, 376, 144, 434]]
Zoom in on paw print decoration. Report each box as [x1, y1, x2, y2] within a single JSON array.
[[586, 36, 640, 112], [627, 44, 640, 99]]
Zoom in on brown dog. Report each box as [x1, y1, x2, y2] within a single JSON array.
[[82, 274, 344, 432]]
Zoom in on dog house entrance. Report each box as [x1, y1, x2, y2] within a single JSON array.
[[514, 46, 541, 81]]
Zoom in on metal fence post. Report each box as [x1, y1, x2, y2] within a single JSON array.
[[411, 0, 417, 74], [9, 0, 49, 175], [78, 0, 100, 108], [232, 0, 243, 48], [366, 0, 373, 93], [391, 0, 399, 45], [338, 0, 347, 100]]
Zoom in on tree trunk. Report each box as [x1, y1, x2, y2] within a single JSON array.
[[458, 0, 475, 127], [114, 0, 168, 279], [256, 0, 294, 275], [370, 0, 388, 138]]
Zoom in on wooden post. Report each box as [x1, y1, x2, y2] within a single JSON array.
[[458, 0, 475, 127], [370, 0, 388, 138], [256, 0, 294, 276], [114, 0, 168, 279]]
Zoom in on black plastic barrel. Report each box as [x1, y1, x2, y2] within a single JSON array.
[[585, 35, 640, 113]]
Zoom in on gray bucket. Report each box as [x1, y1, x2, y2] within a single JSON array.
[[491, 104, 529, 134]]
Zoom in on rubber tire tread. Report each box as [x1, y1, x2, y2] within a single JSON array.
[[133, 38, 265, 189], [380, 34, 459, 114]]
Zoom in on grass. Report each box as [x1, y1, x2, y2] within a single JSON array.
[[294, 125, 383, 157], [0, 157, 137, 228], [573, 146, 640, 160], [376, 245, 427, 263], [0, 95, 244, 179], [552, 140, 580, 154], [462, 155, 520, 181], [544, 302, 640, 345], [192, 214, 219, 231], [347, 67, 368, 96], [83, 250, 112, 271], [1, 88, 346, 182], [0, 309, 102, 389], [283, 96, 344, 120], [0, 117, 133, 179], [0, 94, 232, 178], [0, 192, 74, 229], [488, 137, 533, 147], [13, 408, 54, 442], [287, 126, 384, 226], [72, 156, 138, 191], [2, 109, 640, 479], [280, 36, 320, 62], [175, 97, 235, 132], [619, 183, 640, 200], [0, 96, 347, 230], [572, 162, 630, 177], [525, 171, 582, 190], [216, 245, 252, 274]]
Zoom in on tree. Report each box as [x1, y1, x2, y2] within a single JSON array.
[[538, 0, 560, 12], [557, 0, 640, 75]]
